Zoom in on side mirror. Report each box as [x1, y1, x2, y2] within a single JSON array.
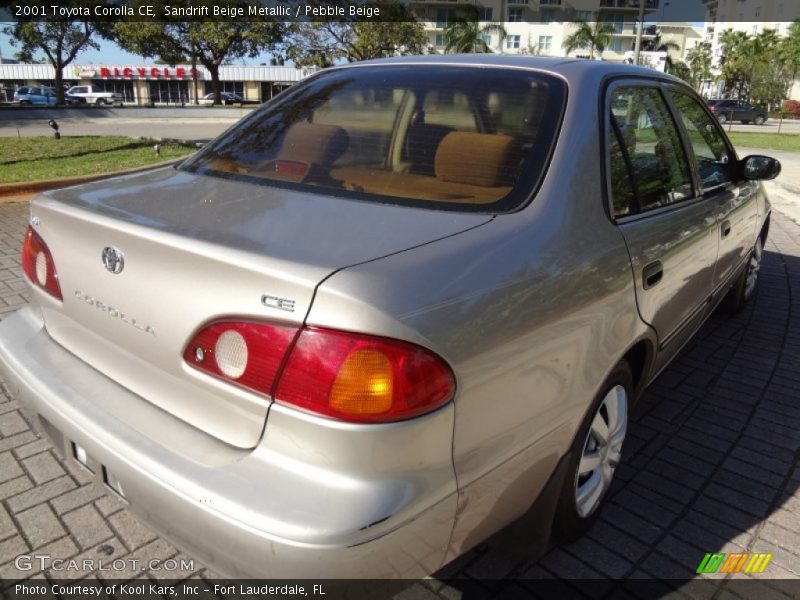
[[740, 155, 781, 181]]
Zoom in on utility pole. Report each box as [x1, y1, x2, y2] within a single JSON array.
[[191, 43, 199, 105], [633, 0, 647, 65]]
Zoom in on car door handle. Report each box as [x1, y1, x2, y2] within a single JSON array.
[[721, 220, 732, 238], [642, 261, 663, 290]]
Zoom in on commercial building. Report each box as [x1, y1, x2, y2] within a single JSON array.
[[0, 62, 314, 105]]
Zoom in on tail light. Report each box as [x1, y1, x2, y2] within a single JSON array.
[[275, 327, 455, 423], [184, 322, 455, 424], [21, 226, 63, 300], [183, 321, 298, 396]]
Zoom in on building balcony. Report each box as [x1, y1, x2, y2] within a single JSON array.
[[599, 0, 659, 9]]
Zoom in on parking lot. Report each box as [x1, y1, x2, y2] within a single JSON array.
[[2, 107, 799, 143], [0, 193, 799, 597]]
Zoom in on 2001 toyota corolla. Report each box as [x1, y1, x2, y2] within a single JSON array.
[[0, 56, 780, 578]]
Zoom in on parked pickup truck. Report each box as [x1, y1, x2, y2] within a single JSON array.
[[66, 85, 124, 106]]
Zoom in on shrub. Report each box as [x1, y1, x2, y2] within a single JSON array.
[[782, 99, 800, 118]]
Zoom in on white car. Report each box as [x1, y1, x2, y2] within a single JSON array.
[[199, 92, 245, 105]]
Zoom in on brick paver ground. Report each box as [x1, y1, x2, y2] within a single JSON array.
[[0, 199, 798, 597]]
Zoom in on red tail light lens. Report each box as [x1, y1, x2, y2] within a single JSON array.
[[183, 321, 456, 424], [274, 327, 456, 423], [22, 226, 63, 300], [183, 321, 298, 396]]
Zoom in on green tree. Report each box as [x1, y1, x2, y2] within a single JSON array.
[[112, 1, 284, 104], [669, 61, 692, 85], [750, 59, 791, 108], [286, 3, 427, 67], [684, 41, 713, 91], [443, 5, 506, 54], [778, 21, 800, 90], [718, 28, 789, 106], [718, 29, 752, 97], [3, 1, 107, 104], [562, 20, 615, 60]]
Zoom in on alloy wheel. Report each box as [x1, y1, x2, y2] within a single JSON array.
[[574, 384, 628, 518], [744, 238, 763, 300]]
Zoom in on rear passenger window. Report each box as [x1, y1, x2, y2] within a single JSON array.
[[610, 87, 694, 213], [668, 91, 732, 192], [608, 126, 635, 217]]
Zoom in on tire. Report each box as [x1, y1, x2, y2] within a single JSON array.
[[754, 115, 766, 125], [553, 361, 632, 542], [723, 236, 763, 314], [94, 98, 104, 106], [717, 113, 728, 124]]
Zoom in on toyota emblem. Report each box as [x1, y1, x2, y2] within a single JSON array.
[[102, 247, 125, 274]]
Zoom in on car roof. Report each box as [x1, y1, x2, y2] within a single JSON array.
[[334, 55, 687, 87]]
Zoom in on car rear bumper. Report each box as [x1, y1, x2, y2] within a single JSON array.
[[0, 306, 457, 578]]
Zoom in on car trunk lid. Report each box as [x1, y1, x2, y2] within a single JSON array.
[[29, 167, 490, 448]]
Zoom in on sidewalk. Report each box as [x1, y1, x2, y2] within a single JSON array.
[[739, 146, 800, 226]]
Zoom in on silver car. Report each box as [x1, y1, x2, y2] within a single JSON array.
[[0, 56, 779, 579]]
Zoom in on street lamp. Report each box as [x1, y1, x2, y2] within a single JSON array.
[[633, 1, 646, 65]]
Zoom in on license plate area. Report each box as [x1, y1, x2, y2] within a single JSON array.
[[35, 416, 128, 501]]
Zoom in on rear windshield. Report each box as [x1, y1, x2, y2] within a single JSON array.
[[181, 65, 566, 212]]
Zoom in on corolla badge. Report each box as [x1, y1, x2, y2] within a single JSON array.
[[102, 247, 124, 274]]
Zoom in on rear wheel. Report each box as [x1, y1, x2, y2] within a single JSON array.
[[717, 113, 728, 124], [723, 236, 763, 313], [94, 98, 104, 106], [554, 362, 631, 541], [754, 115, 766, 125]]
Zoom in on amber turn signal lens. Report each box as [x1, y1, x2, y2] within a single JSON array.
[[330, 349, 393, 415]]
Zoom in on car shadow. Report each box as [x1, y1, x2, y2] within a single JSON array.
[[431, 219, 800, 598]]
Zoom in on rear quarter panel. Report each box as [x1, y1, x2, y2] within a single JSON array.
[[308, 68, 653, 557]]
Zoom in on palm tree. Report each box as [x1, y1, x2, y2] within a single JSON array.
[[562, 20, 615, 60], [685, 41, 713, 92], [644, 31, 681, 73], [777, 21, 800, 90], [443, 5, 507, 54]]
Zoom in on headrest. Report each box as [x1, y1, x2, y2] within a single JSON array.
[[278, 122, 349, 166], [435, 132, 517, 187]]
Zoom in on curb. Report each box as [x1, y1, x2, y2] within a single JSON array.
[[0, 157, 184, 199]]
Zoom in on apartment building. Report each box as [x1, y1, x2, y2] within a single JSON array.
[[703, 0, 800, 98], [412, 0, 700, 64]]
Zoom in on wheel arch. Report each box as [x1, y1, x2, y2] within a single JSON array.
[[759, 212, 771, 245], [621, 337, 656, 398]]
